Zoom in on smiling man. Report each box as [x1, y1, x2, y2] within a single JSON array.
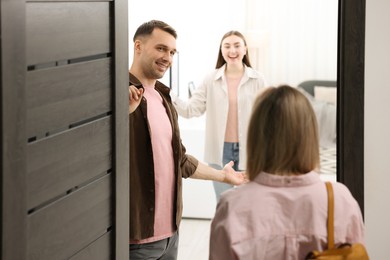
[[128, 20, 246, 260]]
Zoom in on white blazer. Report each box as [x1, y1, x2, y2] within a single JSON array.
[[172, 64, 267, 169]]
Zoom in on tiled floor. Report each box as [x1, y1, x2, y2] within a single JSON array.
[[178, 146, 337, 260]]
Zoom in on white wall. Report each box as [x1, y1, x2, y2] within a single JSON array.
[[128, 0, 337, 91], [244, 0, 338, 86], [365, 0, 390, 258]]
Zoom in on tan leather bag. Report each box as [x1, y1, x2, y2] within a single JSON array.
[[305, 182, 369, 260]]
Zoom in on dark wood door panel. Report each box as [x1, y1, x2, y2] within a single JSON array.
[[27, 116, 112, 210], [27, 173, 112, 260], [26, 58, 112, 138], [2, 0, 128, 259], [26, 2, 111, 65], [69, 231, 112, 260]]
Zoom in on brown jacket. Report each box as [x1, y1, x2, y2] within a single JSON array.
[[129, 73, 198, 240]]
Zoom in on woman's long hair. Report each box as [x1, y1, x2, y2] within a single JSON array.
[[215, 31, 252, 69]]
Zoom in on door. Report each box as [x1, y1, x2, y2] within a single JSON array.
[[1, 0, 129, 259]]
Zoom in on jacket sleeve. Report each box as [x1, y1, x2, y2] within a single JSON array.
[[334, 183, 366, 245], [179, 151, 198, 179], [346, 198, 366, 245], [209, 199, 238, 260], [172, 76, 209, 118]]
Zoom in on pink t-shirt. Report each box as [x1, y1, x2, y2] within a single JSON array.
[[134, 85, 175, 243]]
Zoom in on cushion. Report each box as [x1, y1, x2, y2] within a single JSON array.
[[314, 86, 337, 105]]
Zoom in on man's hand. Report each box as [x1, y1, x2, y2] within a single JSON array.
[[129, 85, 144, 114], [190, 161, 248, 185], [222, 161, 248, 185]]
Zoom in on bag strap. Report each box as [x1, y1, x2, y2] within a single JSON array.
[[325, 181, 335, 250]]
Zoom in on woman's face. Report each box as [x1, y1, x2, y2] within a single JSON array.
[[221, 35, 247, 65]]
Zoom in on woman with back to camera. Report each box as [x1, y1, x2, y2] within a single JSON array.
[[209, 85, 365, 260], [172, 31, 268, 201]]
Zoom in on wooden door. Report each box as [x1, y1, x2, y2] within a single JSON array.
[[1, 0, 129, 259]]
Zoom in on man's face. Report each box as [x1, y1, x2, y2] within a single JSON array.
[[138, 28, 177, 80]]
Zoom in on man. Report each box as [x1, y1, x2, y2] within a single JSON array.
[[128, 20, 245, 259]]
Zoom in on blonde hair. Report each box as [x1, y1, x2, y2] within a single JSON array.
[[246, 85, 320, 180]]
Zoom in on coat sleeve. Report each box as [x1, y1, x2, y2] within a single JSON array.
[[172, 75, 210, 118], [334, 183, 366, 245], [209, 199, 238, 260]]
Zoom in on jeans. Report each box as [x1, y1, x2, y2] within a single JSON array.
[[129, 231, 179, 260], [211, 142, 240, 202]]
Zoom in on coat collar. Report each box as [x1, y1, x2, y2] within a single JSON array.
[[254, 171, 322, 187], [213, 64, 260, 81]]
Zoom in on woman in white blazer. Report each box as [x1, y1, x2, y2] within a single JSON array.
[[172, 31, 268, 201]]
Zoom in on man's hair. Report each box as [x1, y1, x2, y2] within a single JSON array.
[[246, 85, 320, 180], [133, 20, 177, 42]]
